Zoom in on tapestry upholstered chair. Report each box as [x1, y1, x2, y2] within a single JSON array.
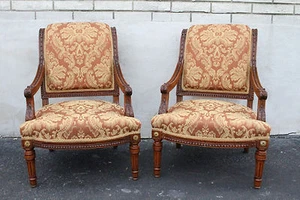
[[151, 24, 271, 188], [19, 22, 141, 187]]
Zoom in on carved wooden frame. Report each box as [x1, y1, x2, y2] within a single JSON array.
[[152, 28, 269, 189], [22, 25, 140, 187]]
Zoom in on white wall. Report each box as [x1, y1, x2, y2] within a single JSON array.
[[1, 0, 300, 138]]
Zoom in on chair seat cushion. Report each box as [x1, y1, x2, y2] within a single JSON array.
[[20, 100, 141, 143], [151, 100, 270, 142]]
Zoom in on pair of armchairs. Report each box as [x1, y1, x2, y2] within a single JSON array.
[[20, 22, 271, 189]]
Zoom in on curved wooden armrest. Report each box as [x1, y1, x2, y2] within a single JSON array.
[[251, 67, 267, 122], [24, 64, 44, 98], [111, 27, 134, 117], [114, 61, 134, 117], [24, 65, 44, 121], [158, 62, 183, 114], [158, 29, 186, 114], [251, 67, 267, 100]]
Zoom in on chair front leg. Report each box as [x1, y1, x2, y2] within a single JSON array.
[[254, 140, 268, 189], [24, 148, 37, 187], [153, 132, 163, 178], [130, 137, 140, 180]]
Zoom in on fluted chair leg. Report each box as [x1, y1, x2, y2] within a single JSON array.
[[130, 143, 139, 180], [24, 149, 37, 187], [254, 148, 267, 189], [153, 139, 162, 178]]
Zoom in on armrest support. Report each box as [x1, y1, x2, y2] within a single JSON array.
[[114, 61, 134, 117], [24, 64, 44, 121], [251, 67, 267, 122], [158, 62, 183, 114]]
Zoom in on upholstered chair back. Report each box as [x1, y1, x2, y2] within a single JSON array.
[[44, 22, 114, 93], [182, 24, 252, 94]]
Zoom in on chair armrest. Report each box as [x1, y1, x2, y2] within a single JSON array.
[[158, 29, 186, 114], [251, 67, 268, 122], [158, 62, 183, 114], [24, 64, 44, 121], [114, 61, 134, 117]]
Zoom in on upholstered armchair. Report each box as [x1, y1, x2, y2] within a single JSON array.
[[20, 22, 141, 187], [151, 24, 271, 188]]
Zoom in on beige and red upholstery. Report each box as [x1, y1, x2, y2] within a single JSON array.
[[44, 22, 114, 93], [182, 24, 251, 93], [20, 22, 141, 187], [21, 100, 141, 143], [152, 24, 271, 189], [152, 99, 270, 141]]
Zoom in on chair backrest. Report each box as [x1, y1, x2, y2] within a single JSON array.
[[40, 22, 119, 102], [178, 24, 255, 100]]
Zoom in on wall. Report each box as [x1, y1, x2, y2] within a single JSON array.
[[1, 0, 300, 138]]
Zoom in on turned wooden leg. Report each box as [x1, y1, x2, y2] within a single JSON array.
[[153, 139, 162, 178], [24, 149, 37, 187], [130, 143, 139, 180], [254, 148, 267, 189], [176, 143, 182, 149], [243, 148, 249, 153]]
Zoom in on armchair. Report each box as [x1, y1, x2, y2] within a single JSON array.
[[151, 24, 271, 188], [20, 22, 141, 187]]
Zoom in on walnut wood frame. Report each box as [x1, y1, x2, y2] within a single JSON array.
[[152, 28, 269, 189], [22, 27, 140, 187]]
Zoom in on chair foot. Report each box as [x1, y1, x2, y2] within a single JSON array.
[[254, 179, 262, 189], [49, 149, 54, 152], [132, 175, 138, 181], [29, 179, 37, 188], [24, 149, 37, 187], [154, 173, 161, 178], [113, 146, 118, 149], [153, 139, 162, 178], [176, 143, 181, 149], [130, 143, 140, 180]]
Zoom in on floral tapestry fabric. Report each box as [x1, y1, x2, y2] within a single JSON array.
[[20, 100, 141, 143], [182, 24, 251, 94], [44, 22, 114, 93], [151, 100, 270, 141]]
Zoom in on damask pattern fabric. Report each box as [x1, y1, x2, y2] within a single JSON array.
[[182, 24, 251, 94], [20, 100, 141, 143], [151, 100, 270, 141], [44, 22, 114, 93]]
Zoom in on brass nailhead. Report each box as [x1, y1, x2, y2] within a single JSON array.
[[153, 132, 159, 137], [24, 141, 31, 147], [260, 141, 267, 147], [133, 135, 139, 141]]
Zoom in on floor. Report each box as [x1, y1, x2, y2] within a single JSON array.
[[0, 136, 299, 200]]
